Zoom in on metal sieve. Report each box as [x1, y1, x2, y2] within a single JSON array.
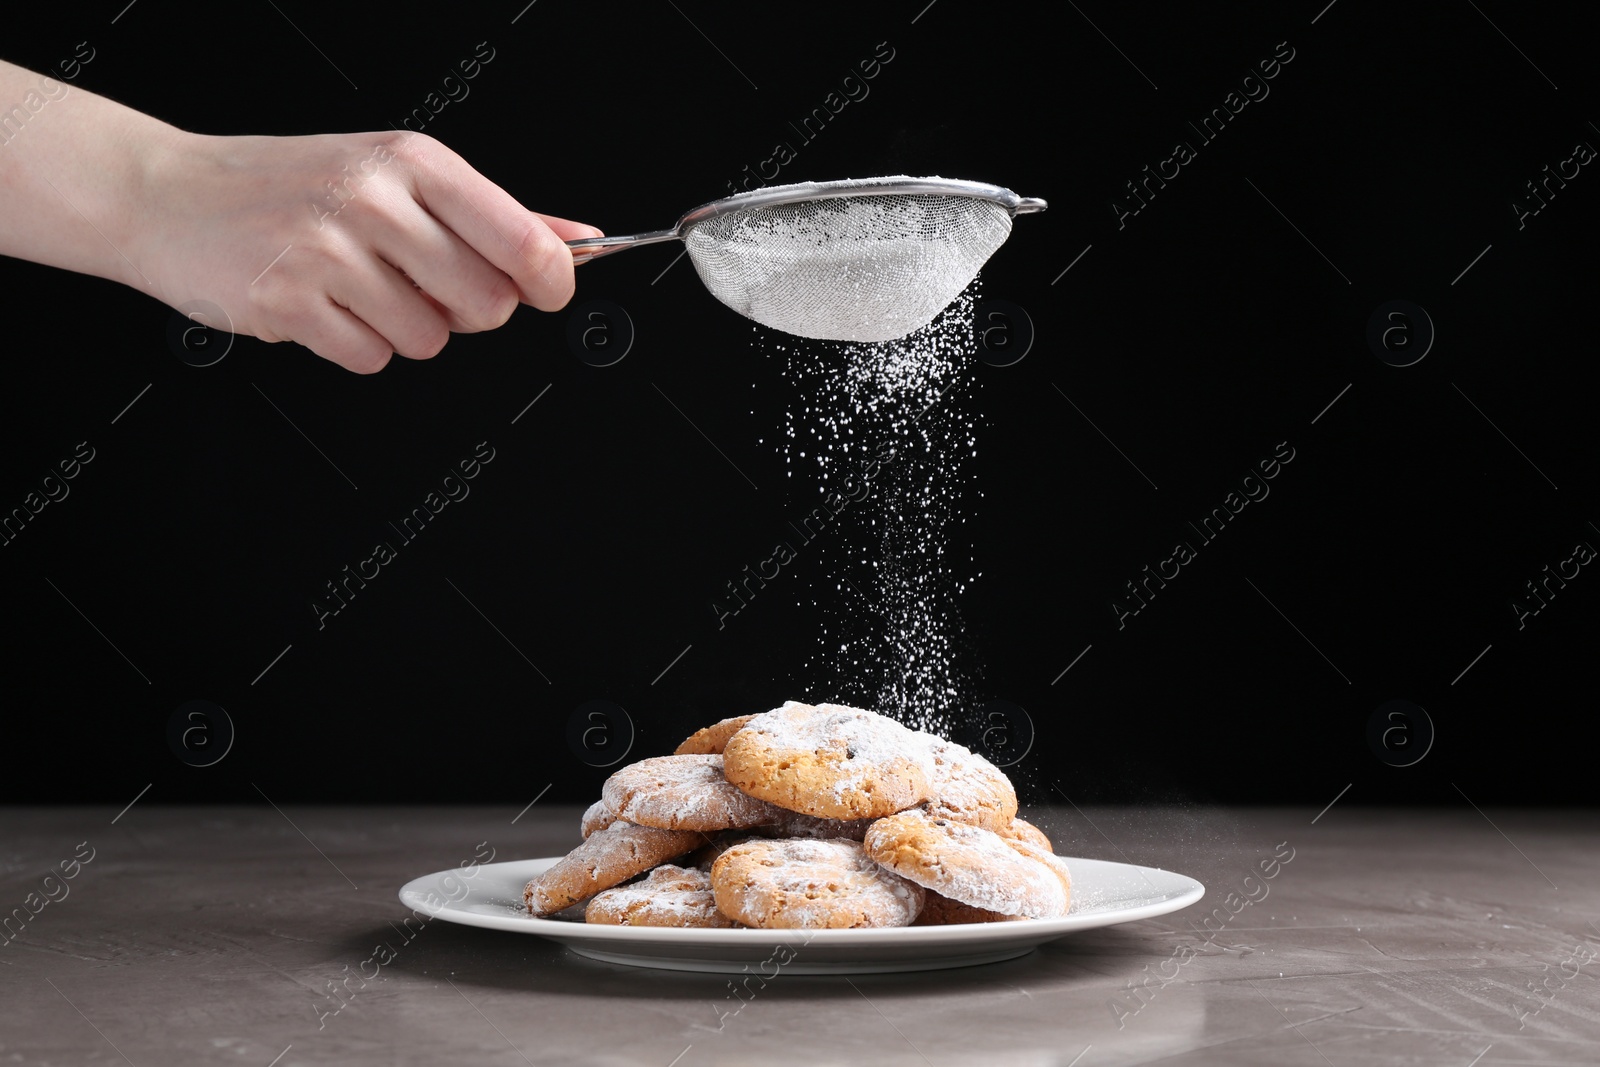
[[566, 176, 1046, 342]]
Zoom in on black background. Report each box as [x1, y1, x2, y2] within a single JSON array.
[[1, 2, 1594, 809]]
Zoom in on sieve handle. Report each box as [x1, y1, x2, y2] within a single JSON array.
[[566, 230, 681, 265]]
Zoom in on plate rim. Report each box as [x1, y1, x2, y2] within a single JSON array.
[[398, 855, 1206, 944]]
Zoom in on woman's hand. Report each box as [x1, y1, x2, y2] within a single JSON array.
[[0, 60, 600, 373], [133, 129, 602, 373]]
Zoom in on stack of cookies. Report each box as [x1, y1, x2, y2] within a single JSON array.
[[524, 700, 1070, 929]]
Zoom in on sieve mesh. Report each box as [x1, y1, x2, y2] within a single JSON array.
[[682, 194, 1013, 342]]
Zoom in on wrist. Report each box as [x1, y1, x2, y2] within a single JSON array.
[[115, 118, 198, 296]]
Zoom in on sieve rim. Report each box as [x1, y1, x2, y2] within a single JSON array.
[[564, 176, 1045, 266], [674, 176, 1046, 237]]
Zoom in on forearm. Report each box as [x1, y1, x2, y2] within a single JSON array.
[[0, 59, 181, 292]]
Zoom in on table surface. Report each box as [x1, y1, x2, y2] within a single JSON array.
[[2, 804, 1596, 1066]]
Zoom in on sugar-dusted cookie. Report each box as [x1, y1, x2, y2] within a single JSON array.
[[585, 864, 739, 928], [523, 822, 702, 917], [864, 808, 1070, 919], [997, 816, 1052, 852], [913, 890, 1029, 926], [919, 736, 1018, 832], [674, 714, 757, 755], [602, 754, 783, 832], [580, 799, 617, 839], [1006, 836, 1073, 904], [721, 701, 933, 820], [710, 838, 924, 929]]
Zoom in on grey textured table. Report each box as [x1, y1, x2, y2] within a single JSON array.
[[3, 805, 1597, 1065]]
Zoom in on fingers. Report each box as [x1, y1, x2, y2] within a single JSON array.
[[535, 212, 605, 242], [401, 138, 585, 311], [248, 134, 606, 375], [416, 288, 476, 334], [372, 197, 520, 333], [268, 300, 395, 375], [328, 249, 451, 361]]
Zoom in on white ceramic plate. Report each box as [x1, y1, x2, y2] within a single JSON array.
[[399, 856, 1205, 974]]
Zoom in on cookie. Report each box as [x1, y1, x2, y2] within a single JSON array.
[[523, 822, 703, 917], [602, 754, 783, 832], [721, 701, 933, 820], [920, 736, 1018, 831], [711, 838, 925, 929], [913, 890, 1029, 926], [580, 799, 617, 839], [864, 808, 1070, 919], [674, 714, 756, 755], [1006, 836, 1073, 904], [997, 816, 1052, 852], [585, 864, 739, 928]]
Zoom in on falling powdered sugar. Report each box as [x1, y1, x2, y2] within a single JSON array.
[[765, 280, 987, 738]]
